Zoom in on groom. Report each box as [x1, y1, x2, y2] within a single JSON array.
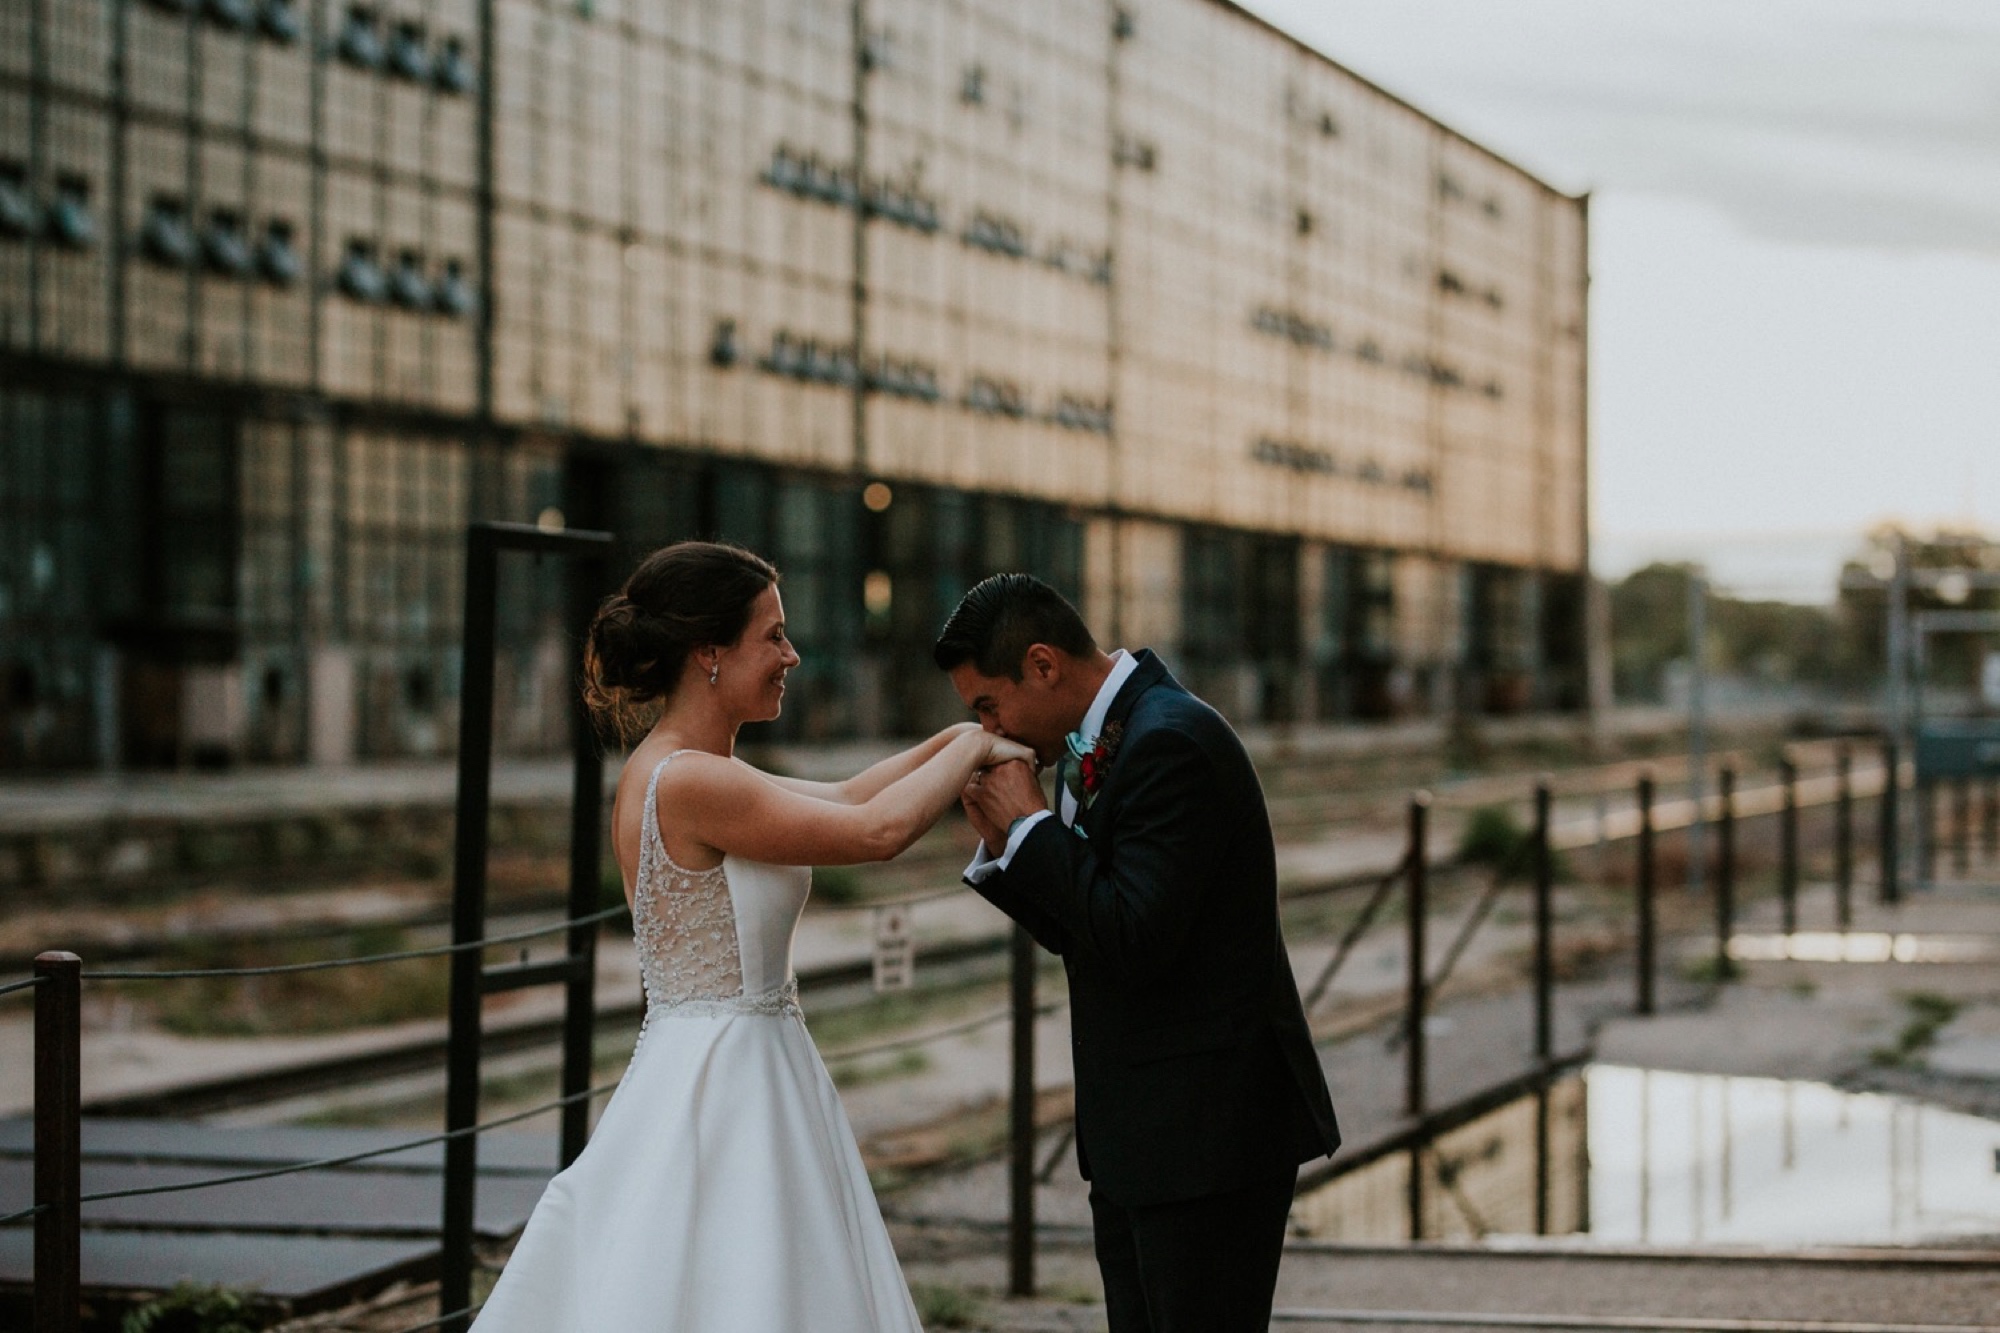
[[935, 574, 1339, 1333]]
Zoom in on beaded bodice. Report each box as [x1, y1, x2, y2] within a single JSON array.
[[631, 752, 809, 1033]]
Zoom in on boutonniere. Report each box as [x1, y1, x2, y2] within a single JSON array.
[[1063, 721, 1124, 813]]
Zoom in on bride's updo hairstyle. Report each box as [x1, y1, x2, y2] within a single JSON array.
[[584, 541, 780, 738]]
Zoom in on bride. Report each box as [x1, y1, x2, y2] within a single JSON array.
[[473, 541, 1030, 1331]]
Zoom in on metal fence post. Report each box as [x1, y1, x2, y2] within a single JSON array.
[[1716, 768, 1735, 973], [1953, 778, 1971, 878], [1533, 780, 1553, 1065], [560, 549, 609, 1169], [1880, 739, 1900, 905], [1533, 1083, 1551, 1238], [1636, 773, 1656, 1015], [1835, 748, 1853, 931], [35, 951, 81, 1333], [1919, 781, 1936, 886], [1405, 792, 1430, 1119], [1405, 789, 1428, 1246], [1983, 775, 1998, 861], [440, 527, 499, 1331], [1780, 759, 1799, 937], [1008, 923, 1036, 1298]]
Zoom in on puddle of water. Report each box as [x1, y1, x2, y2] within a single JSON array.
[[1728, 931, 1997, 964], [1292, 1065, 2000, 1248], [1587, 1066, 2000, 1247]]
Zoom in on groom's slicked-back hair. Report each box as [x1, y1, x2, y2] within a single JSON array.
[[933, 574, 1096, 680]]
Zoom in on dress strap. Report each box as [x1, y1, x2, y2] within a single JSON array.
[[638, 749, 718, 891]]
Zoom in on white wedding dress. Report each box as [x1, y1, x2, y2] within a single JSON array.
[[473, 752, 925, 1331]]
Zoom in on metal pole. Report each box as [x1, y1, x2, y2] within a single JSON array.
[[1880, 739, 1901, 905], [1008, 923, 1036, 1297], [440, 525, 499, 1331], [1919, 782, 1936, 886], [1952, 778, 1970, 878], [35, 951, 81, 1333], [1885, 539, 1909, 900], [560, 552, 606, 1169], [1686, 574, 1707, 896], [1780, 758, 1799, 937], [1716, 768, 1735, 974], [1636, 773, 1656, 1015], [1983, 775, 1998, 861], [1533, 1083, 1551, 1237], [1835, 747, 1853, 931], [1405, 792, 1430, 1119], [1533, 780, 1553, 1065]]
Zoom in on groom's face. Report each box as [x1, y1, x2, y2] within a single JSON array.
[[947, 646, 1077, 768]]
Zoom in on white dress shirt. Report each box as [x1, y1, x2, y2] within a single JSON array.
[[963, 649, 1137, 884]]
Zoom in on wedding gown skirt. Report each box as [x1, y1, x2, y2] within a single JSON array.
[[474, 753, 925, 1331]]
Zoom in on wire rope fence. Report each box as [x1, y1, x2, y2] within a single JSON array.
[[8, 886, 632, 1333], [7, 736, 1940, 1323]]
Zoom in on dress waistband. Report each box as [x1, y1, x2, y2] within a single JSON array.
[[643, 978, 802, 1024]]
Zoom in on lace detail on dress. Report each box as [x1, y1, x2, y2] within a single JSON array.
[[632, 753, 800, 1042]]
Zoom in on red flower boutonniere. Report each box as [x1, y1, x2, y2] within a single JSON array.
[[1068, 721, 1125, 805]]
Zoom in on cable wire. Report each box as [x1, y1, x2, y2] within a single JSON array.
[[821, 998, 1064, 1064], [0, 975, 45, 1000], [77, 1080, 620, 1206], [0, 1202, 47, 1226], [387, 1304, 483, 1333], [82, 904, 630, 982], [1301, 853, 1408, 1013], [819, 882, 966, 913]]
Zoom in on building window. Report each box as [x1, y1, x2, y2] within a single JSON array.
[[338, 5, 383, 69], [434, 35, 475, 93], [387, 19, 430, 81], [258, 219, 300, 286], [0, 162, 35, 239], [141, 195, 196, 267], [202, 208, 253, 277], [338, 238, 386, 302]]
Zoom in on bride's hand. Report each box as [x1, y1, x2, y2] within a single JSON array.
[[980, 735, 1037, 769]]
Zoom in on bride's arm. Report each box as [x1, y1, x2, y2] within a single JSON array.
[[759, 723, 981, 805], [669, 729, 1032, 866]]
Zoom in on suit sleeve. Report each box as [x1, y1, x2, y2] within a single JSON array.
[[994, 724, 1219, 986], [966, 872, 1071, 956]]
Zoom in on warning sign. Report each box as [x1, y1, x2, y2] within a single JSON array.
[[872, 905, 914, 992]]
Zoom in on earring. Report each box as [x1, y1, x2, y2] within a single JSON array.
[[708, 662, 719, 686]]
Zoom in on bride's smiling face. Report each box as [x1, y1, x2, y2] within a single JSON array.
[[715, 585, 800, 721]]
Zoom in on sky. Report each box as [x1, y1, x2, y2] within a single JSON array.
[[1239, 0, 2000, 601]]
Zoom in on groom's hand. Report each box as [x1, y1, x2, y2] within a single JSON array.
[[961, 779, 1008, 854], [966, 758, 1046, 843]]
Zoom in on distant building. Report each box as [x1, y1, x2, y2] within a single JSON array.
[[0, 0, 1587, 770]]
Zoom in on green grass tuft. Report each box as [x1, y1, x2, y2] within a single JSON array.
[[909, 1282, 983, 1328]]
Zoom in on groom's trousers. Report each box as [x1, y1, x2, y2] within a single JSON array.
[[1088, 1167, 1297, 1333]]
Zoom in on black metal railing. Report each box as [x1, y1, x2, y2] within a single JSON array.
[[12, 897, 629, 1333], [6, 734, 1932, 1315]]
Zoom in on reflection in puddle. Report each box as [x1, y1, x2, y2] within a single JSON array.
[[1292, 1066, 2000, 1248], [1588, 1066, 2000, 1247]]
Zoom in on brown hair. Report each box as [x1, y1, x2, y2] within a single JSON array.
[[583, 541, 780, 738]]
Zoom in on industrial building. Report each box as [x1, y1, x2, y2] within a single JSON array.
[[0, 0, 1588, 770]]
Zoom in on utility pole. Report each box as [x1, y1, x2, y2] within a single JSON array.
[[1687, 571, 1708, 896]]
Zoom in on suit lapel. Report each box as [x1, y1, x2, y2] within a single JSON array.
[[1073, 650, 1172, 837]]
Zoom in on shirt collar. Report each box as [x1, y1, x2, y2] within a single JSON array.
[[1078, 649, 1136, 745]]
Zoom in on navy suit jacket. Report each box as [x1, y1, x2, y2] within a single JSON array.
[[969, 650, 1340, 1206]]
